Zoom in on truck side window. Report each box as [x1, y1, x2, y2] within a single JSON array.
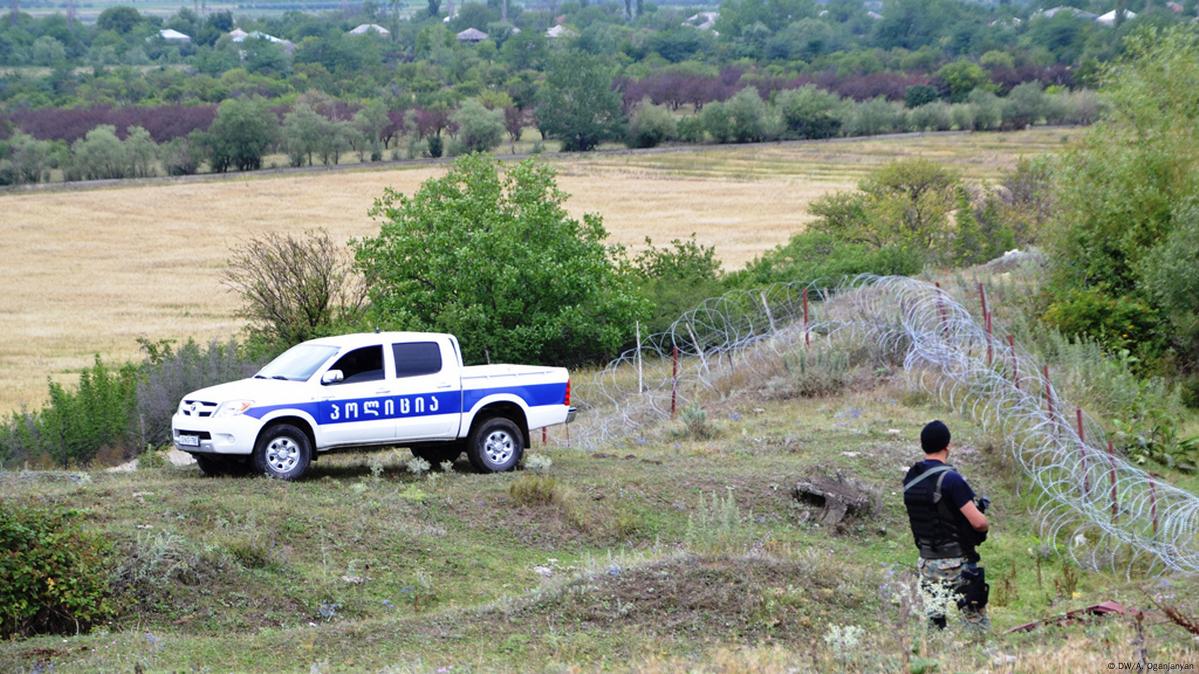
[[328, 345, 385, 384], [392, 342, 442, 378]]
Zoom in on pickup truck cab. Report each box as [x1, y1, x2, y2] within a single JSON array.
[[171, 332, 574, 480]]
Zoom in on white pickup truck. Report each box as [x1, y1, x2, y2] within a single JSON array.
[[171, 332, 574, 480]]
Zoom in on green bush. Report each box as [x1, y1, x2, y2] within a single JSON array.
[[728, 231, 922, 289], [775, 85, 844, 140], [20, 357, 139, 467], [630, 235, 724, 334], [449, 99, 505, 155], [625, 99, 677, 149], [355, 154, 647, 367], [1042, 287, 1162, 359], [0, 502, 114, 638]]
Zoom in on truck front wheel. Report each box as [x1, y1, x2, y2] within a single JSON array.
[[253, 424, 313, 481], [466, 417, 523, 473]]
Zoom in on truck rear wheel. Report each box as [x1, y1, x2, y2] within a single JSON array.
[[466, 417, 523, 473], [253, 423, 312, 481]]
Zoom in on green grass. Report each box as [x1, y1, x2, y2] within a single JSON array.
[[2, 373, 1197, 672]]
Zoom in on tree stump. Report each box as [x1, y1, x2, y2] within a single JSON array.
[[792, 470, 880, 527]]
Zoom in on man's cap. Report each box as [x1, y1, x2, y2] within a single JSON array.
[[921, 420, 951, 453]]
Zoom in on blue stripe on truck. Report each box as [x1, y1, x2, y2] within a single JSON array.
[[244, 382, 566, 426]]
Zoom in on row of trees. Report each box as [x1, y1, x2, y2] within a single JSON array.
[[1, 71, 1096, 185]]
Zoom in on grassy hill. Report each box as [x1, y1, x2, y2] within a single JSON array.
[[3, 369, 1196, 672]]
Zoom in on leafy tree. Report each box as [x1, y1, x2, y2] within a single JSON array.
[[96, 6, 143, 34], [205, 97, 277, 172], [723, 86, 771, 143], [124, 125, 158, 177], [70, 125, 128, 180], [449, 99, 504, 154], [904, 84, 939, 108], [354, 155, 646, 366], [629, 235, 724, 333], [810, 159, 960, 260], [352, 100, 389, 161], [775, 85, 844, 139], [625, 99, 676, 148], [1045, 28, 1199, 363], [1000, 81, 1047, 129], [0, 132, 53, 185], [536, 50, 624, 152], [935, 59, 991, 102], [282, 104, 327, 166]]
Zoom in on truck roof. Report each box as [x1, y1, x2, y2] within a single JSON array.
[[303, 332, 453, 349]]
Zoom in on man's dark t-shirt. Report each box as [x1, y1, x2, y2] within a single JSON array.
[[904, 459, 975, 509]]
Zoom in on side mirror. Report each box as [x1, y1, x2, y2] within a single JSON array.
[[321, 369, 344, 385]]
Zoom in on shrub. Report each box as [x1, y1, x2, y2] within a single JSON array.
[[841, 97, 903, 136], [225, 228, 367, 353], [630, 235, 724, 334], [0, 502, 114, 638], [625, 99, 677, 149], [683, 491, 747, 554], [775, 347, 853, 398], [700, 99, 733, 143], [14, 357, 140, 467], [161, 131, 206, 176], [133, 338, 260, 449], [1042, 287, 1162, 358], [774, 85, 844, 140], [449, 99, 505, 155], [673, 403, 718, 440], [906, 102, 952, 132], [1001, 81, 1047, 129], [676, 115, 705, 143], [730, 231, 922, 289], [904, 84, 939, 109], [724, 86, 770, 143], [523, 452, 553, 472], [355, 155, 647, 367], [966, 89, 1002, 130]]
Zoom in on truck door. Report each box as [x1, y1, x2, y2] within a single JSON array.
[[390, 340, 461, 441], [316, 344, 397, 446]]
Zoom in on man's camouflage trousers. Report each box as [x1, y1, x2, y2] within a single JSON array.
[[918, 556, 990, 632]]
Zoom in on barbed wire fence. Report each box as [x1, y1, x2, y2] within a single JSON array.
[[554, 274, 1199, 575]]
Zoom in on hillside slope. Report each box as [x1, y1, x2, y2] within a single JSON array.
[[2, 374, 1196, 672]]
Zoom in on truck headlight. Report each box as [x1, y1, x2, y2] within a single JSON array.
[[215, 400, 254, 418]]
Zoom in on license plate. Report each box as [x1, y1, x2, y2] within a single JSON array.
[[176, 434, 200, 447]]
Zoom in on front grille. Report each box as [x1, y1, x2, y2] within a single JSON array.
[[181, 400, 218, 417]]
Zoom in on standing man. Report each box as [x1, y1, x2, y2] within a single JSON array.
[[902, 420, 991, 630]]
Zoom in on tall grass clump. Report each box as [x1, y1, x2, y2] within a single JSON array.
[[684, 491, 750, 554]]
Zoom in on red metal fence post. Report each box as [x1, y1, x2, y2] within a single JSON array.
[[542, 427, 547, 445]]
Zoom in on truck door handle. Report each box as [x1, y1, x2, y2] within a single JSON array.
[[436, 384, 453, 390], [375, 389, 392, 395]]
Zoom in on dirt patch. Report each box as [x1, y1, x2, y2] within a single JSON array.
[[493, 554, 870, 644]]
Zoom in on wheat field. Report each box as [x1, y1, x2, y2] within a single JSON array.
[[0, 127, 1078, 413]]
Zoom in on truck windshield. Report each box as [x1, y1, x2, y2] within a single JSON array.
[[256, 344, 340, 382]]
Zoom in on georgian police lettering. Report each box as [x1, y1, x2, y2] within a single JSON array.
[[328, 395, 439, 421]]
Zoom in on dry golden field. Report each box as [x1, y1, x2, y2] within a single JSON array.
[[0, 127, 1079, 413]]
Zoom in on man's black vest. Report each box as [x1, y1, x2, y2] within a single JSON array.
[[903, 463, 979, 561]]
